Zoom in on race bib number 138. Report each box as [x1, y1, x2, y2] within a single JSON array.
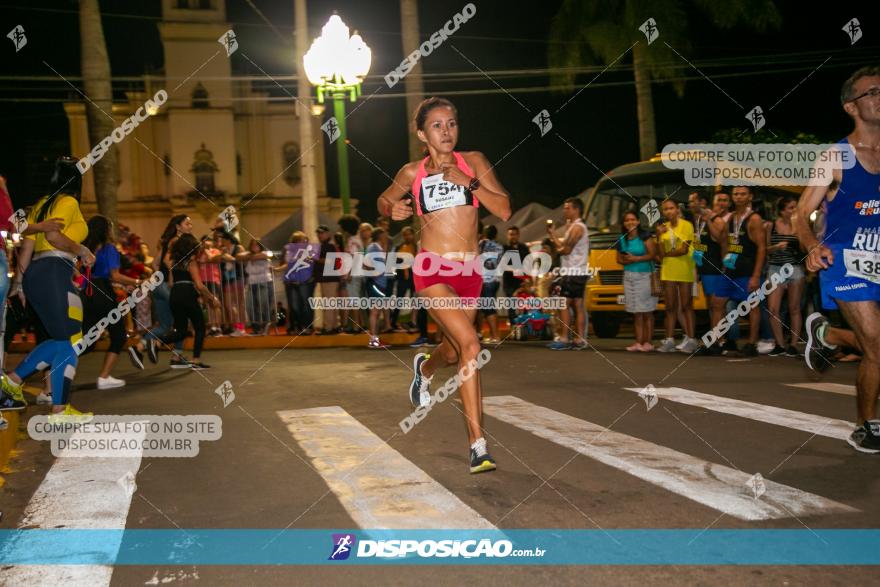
[[844, 249, 880, 285]]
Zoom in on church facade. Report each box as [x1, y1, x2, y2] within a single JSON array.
[[65, 0, 345, 245]]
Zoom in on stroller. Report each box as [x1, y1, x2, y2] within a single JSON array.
[[510, 287, 553, 341]]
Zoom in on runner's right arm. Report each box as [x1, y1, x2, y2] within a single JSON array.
[[188, 258, 221, 307], [12, 237, 34, 303], [706, 209, 726, 243], [796, 154, 841, 271], [377, 164, 417, 220]]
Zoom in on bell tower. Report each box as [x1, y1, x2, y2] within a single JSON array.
[[159, 0, 236, 203]]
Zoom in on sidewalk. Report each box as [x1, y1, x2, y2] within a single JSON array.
[[7, 331, 431, 353], [5, 323, 532, 352]]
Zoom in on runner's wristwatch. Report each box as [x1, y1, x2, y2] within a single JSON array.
[[468, 177, 481, 192]]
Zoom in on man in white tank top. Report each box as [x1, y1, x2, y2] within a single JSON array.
[[547, 197, 590, 350]]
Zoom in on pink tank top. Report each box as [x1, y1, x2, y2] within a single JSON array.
[[411, 152, 479, 216]]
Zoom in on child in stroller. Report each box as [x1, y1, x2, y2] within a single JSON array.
[[510, 279, 554, 341]]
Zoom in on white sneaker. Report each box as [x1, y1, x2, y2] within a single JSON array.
[[97, 376, 126, 390], [657, 337, 677, 353], [679, 337, 699, 353], [674, 337, 688, 351], [757, 339, 775, 355], [409, 353, 433, 408], [368, 336, 389, 349], [36, 392, 53, 405]]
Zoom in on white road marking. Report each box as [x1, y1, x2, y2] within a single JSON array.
[[622, 386, 853, 440], [278, 406, 494, 529], [1, 429, 144, 586], [484, 396, 856, 521], [786, 382, 857, 397]]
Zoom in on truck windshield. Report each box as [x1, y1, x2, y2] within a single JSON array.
[[587, 182, 690, 234]]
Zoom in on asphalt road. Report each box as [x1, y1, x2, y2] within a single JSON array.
[[1, 339, 876, 586]]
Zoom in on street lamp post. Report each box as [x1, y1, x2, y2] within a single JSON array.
[[303, 15, 371, 215]]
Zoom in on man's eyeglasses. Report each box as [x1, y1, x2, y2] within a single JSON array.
[[848, 87, 880, 102]]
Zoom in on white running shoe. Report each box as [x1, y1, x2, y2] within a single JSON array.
[[36, 392, 53, 405], [679, 337, 699, 353], [409, 353, 433, 408], [97, 376, 126, 390], [368, 336, 390, 349], [757, 339, 775, 355], [674, 337, 687, 351], [657, 337, 677, 353]]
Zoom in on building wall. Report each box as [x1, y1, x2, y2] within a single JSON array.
[[66, 0, 342, 248]]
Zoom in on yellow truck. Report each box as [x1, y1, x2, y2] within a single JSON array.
[[583, 155, 797, 339]]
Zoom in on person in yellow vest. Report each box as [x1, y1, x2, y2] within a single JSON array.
[[0, 157, 95, 419], [656, 199, 698, 353]]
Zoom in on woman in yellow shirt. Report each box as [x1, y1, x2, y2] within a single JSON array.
[[656, 199, 698, 353], [1, 157, 95, 418]]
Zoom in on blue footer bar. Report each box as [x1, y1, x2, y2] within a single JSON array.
[[1, 529, 878, 565]]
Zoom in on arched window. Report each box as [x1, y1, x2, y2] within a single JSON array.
[[192, 83, 209, 109], [283, 142, 301, 186], [190, 143, 219, 194]]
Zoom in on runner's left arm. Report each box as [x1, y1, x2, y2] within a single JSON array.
[[108, 246, 140, 287], [459, 152, 511, 222]]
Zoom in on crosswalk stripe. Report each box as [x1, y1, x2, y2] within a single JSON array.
[[278, 406, 494, 529], [622, 386, 853, 440], [786, 382, 857, 397], [1, 429, 144, 585], [483, 396, 856, 521]]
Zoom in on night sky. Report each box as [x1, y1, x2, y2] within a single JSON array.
[[1, 0, 878, 220]]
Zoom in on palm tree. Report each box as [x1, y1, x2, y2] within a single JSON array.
[[549, 0, 780, 160], [79, 0, 119, 222], [399, 0, 426, 162]]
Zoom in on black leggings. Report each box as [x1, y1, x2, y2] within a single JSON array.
[[16, 256, 81, 406], [161, 283, 205, 359], [81, 278, 127, 355]]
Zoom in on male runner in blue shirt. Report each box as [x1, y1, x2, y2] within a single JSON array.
[[797, 66, 880, 453]]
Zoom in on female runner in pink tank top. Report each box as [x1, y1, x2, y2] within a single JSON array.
[[378, 97, 512, 474]]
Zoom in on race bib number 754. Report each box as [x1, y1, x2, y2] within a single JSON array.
[[421, 173, 468, 212], [844, 248, 880, 285]]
